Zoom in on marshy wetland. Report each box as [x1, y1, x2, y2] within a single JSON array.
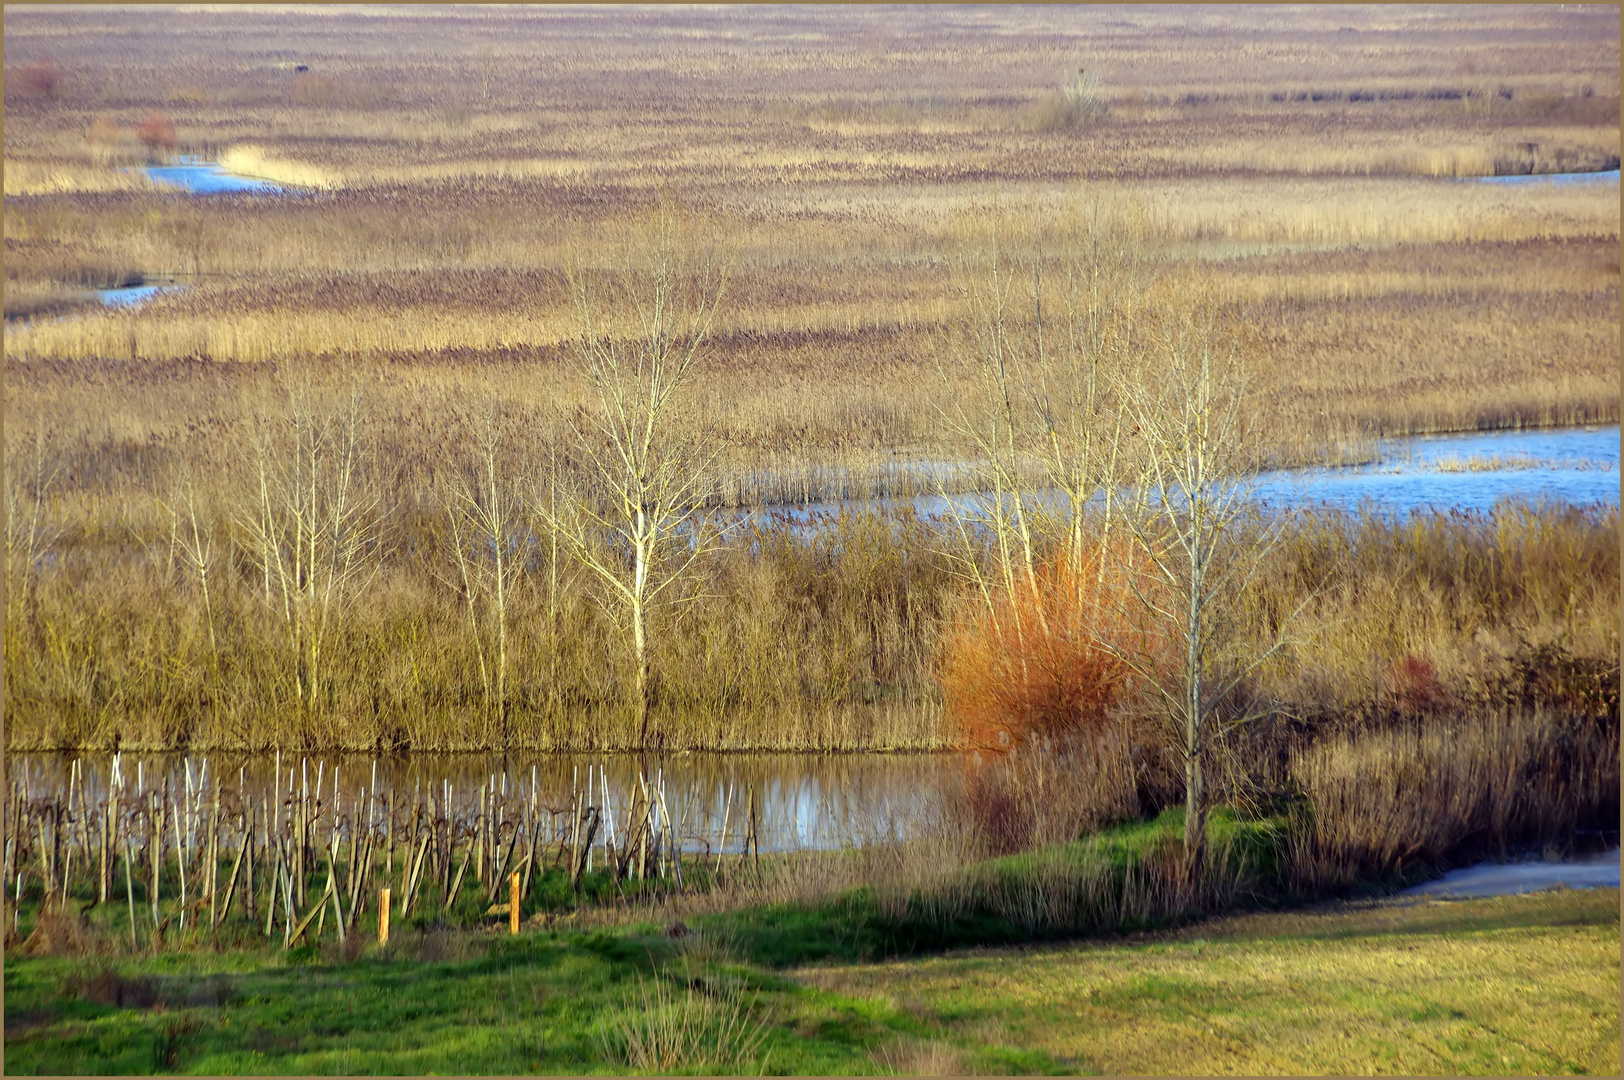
[[3, 4, 1619, 1075]]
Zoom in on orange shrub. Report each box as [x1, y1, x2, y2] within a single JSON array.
[[940, 534, 1172, 751], [136, 112, 177, 153]]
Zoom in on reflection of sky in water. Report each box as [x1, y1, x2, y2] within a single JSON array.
[[144, 158, 283, 194], [1471, 169, 1619, 186], [747, 425, 1618, 527], [1253, 425, 1618, 515], [97, 284, 181, 308], [12, 750, 953, 854]]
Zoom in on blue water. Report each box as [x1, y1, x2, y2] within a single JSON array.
[[1254, 425, 1619, 515], [754, 425, 1619, 528], [1473, 169, 1620, 186], [96, 284, 180, 308], [144, 157, 283, 194]]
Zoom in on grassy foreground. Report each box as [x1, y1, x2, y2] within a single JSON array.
[[806, 888, 1622, 1076], [6, 887, 1616, 1075]]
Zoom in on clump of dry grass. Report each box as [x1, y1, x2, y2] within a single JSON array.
[[871, 1037, 972, 1076], [1288, 709, 1619, 891], [598, 973, 773, 1074]]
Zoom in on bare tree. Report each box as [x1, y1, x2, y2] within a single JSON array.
[[239, 365, 382, 744], [933, 201, 1147, 650], [444, 408, 526, 746], [3, 426, 64, 628], [156, 476, 225, 724], [934, 211, 1051, 643], [536, 205, 730, 747], [1109, 280, 1308, 872]]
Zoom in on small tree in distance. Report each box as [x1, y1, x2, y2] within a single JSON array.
[[137, 112, 178, 159], [17, 58, 60, 98], [537, 203, 731, 748]]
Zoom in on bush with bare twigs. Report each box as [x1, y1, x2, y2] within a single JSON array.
[[940, 542, 1171, 752], [136, 112, 177, 156]]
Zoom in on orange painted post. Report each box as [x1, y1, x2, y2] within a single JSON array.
[[379, 887, 391, 945], [509, 871, 520, 935]]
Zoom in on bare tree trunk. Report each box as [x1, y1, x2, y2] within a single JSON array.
[[633, 600, 651, 747], [539, 204, 731, 750]]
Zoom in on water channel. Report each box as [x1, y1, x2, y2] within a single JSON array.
[[143, 157, 284, 195], [761, 424, 1619, 527], [11, 750, 956, 857]]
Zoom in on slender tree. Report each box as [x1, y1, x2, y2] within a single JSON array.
[[240, 362, 382, 745], [536, 204, 730, 747], [444, 407, 526, 746], [1109, 277, 1310, 872]]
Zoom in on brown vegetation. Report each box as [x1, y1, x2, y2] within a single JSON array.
[[1289, 709, 1619, 890], [135, 113, 177, 157], [3, 6, 1617, 489], [3, 390, 1614, 753]]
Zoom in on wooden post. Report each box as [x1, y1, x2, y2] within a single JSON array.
[[379, 887, 390, 945], [509, 871, 519, 935]]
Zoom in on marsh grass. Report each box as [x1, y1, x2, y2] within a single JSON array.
[[3, 417, 1614, 754], [1288, 709, 1619, 891], [599, 971, 774, 1075]]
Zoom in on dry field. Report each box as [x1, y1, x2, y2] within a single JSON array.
[[2, 5, 1618, 752], [4, 5, 1618, 473]]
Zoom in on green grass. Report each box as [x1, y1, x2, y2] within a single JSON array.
[[8, 888, 1615, 1075], [1, 921, 1061, 1075], [804, 887, 1622, 1076]]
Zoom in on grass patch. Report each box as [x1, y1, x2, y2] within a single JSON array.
[[8, 884, 1612, 1075], [803, 887, 1622, 1076], [1, 921, 1060, 1075], [695, 810, 1293, 970]]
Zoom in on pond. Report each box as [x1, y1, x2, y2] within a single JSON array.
[[144, 157, 284, 195], [759, 424, 1619, 528], [1472, 168, 1620, 186], [95, 283, 185, 308], [1251, 423, 1619, 515], [9, 750, 962, 856]]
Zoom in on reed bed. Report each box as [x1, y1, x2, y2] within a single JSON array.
[[5, 751, 778, 957], [1288, 709, 1619, 891], [4, 420, 1616, 753], [3, 5, 1617, 464]]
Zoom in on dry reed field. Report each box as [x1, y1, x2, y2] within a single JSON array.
[[7, 12, 1622, 1076], [2, 5, 1618, 755], [0, 6, 1617, 750], [4, 6, 1618, 464]]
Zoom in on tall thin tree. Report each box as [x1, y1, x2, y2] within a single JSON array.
[[536, 205, 731, 747]]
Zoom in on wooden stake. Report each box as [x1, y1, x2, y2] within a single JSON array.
[[509, 871, 519, 935], [379, 887, 390, 945], [218, 815, 249, 929], [123, 836, 139, 951], [444, 840, 471, 913]]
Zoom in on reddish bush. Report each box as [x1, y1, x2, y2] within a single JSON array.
[[1385, 653, 1453, 715], [940, 536, 1172, 751], [17, 59, 59, 98], [137, 112, 178, 153]]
